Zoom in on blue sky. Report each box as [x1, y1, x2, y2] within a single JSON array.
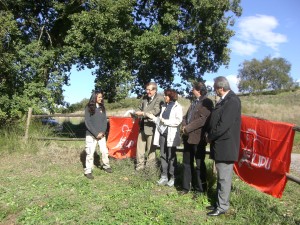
[[64, 0, 300, 104]]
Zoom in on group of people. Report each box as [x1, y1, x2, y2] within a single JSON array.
[[83, 76, 241, 217]]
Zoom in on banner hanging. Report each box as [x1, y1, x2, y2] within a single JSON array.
[[107, 117, 140, 159], [234, 115, 295, 198]]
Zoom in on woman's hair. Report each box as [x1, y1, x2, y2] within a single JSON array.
[[87, 90, 106, 115], [164, 89, 178, 101]]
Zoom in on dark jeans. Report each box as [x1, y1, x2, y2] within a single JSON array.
[[159, 134, 177, 178], [182, 140, 207, 192]]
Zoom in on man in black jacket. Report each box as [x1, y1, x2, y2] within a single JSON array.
[[206, 76, 241, 216]]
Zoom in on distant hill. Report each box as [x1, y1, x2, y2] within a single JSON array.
[[239, 89, 300, 126]]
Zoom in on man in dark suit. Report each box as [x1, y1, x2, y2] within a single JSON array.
[[206, 76, 241, 216], [180, 82, 213, 196], [134, 82, 164, 171]]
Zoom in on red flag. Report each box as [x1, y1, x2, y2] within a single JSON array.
[[234, 115, 295, 198], [107, 117, 140, 159]]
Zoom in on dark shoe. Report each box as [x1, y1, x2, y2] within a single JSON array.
[[84, 173, 94, 180], [103, 167, 113, 173], [207, 209, 225, 216], [178, 190, 189, 195], [206, 205, 216, 211]]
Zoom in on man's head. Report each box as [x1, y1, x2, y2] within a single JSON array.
[[192, 82, 207, 98], [145, 82, 157, 98], [213, 76, 231, 97]]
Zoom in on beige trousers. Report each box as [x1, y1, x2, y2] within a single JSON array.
[[135, 131, 157, 169], [84, 135, 110, 174]]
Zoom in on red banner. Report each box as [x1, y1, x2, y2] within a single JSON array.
[[107, 117, 140, 159], [234, 115, 295, 198]]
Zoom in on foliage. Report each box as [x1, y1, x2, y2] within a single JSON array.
[[105, 97, 140, 110], [66, 0, 242, 101], [61, 98, 89, 113], [0, 1, 86, 124], [237, 56, 295, 94], [1, 0, 242, 124]]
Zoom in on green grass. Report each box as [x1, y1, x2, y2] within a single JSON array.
[[1, 90, 300, 224], [0, 140, 300, 224]]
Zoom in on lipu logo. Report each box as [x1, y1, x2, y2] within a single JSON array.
[[111, 124, 135, 151], [238, 128, 272, 170]]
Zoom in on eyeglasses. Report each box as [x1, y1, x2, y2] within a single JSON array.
[[146, 89, 154, 91]]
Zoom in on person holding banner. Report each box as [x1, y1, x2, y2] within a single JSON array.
[[205, 76, 241, 216], [149, 89, 183, 187], [180, 82, 213, 197], [133, 82, 164, 171], [84, 90, 112, 180]]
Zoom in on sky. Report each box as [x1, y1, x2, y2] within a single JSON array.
[[63, 0, 300, 104]]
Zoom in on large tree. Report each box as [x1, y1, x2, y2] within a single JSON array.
[[237, 56, 294, 94], [0, 0, 241, 123], [65, 0, 242, 101], [0, 0, 86, 123]]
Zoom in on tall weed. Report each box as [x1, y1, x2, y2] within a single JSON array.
[[0, 121, 57, 155]]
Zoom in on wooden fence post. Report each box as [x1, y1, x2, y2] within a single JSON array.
[[24, 107, 32, 142]]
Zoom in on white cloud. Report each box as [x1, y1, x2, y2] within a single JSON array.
[[226, 75, 239, 93], [233, 14, 287, 55], [231, 40, 258, 56]]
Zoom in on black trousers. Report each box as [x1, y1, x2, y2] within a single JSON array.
[[159, 134, 177, 178], [182, 140, 207, 192]]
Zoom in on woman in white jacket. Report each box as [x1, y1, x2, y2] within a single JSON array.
[[150, 89, 183, 187]]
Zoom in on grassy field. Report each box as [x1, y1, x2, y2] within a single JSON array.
[[1, 89, 300, 224], [0, 140, 300, 224]]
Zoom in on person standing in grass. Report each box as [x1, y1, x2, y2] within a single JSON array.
[[180, 82, 213, 196], [205, 76, 241, 216], [133, 82, 164, 171], [84, 90, 112, 179], [150, 89, 183, 187]]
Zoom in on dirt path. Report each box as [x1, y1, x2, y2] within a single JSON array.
[[291, 153, 300, 176]]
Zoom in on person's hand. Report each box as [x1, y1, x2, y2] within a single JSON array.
[[145, 113, 156, 121], [181, 126, 186, 134], [97, 132, 105, 140], [135, 111, 144, 117]]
